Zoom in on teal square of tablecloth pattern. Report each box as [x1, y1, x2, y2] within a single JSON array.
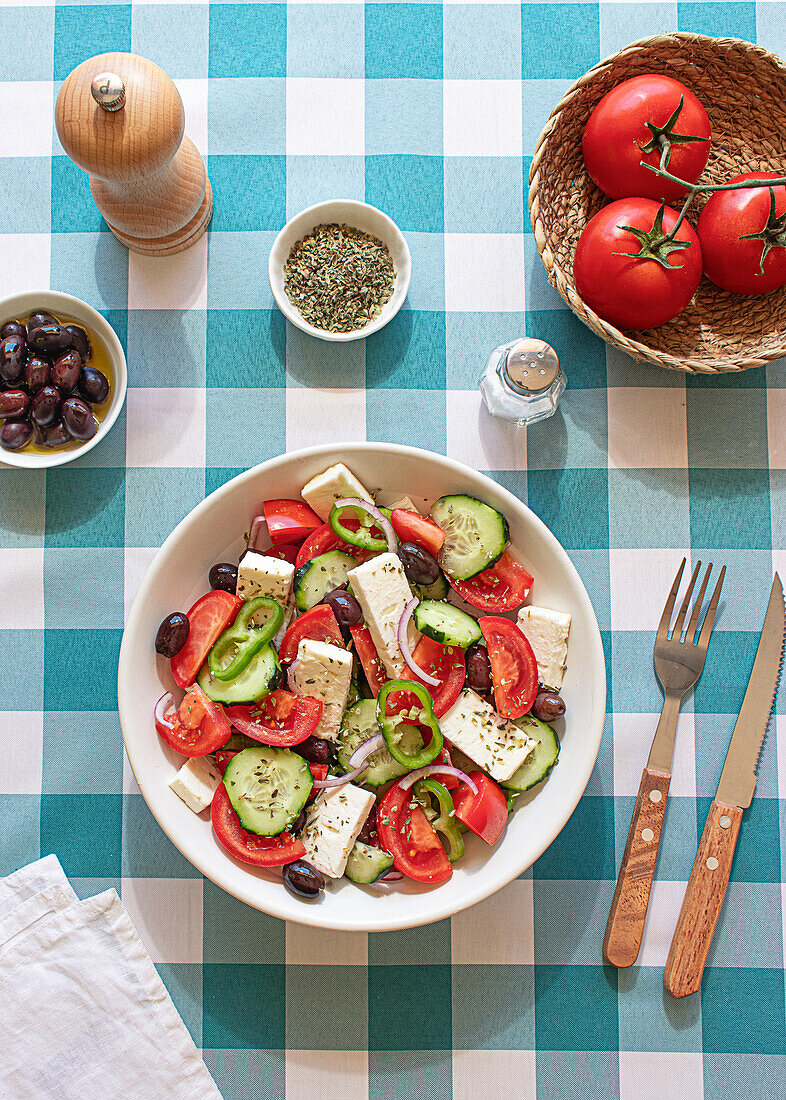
[[366, 310, 446, 389], [701, 967, 786, 1054], [452, 965, 534, 1050], [678, 0, 757, 40], [599, 2, 676, 56], [155, 963, 203, 1047], [536, 1051, 620, 1100], [287, 965, 368, 1050], [206, 388, 286, 467], [206, 309, 285, 387], [203, 882, 285, 963], [131, 4, 208, 78], [443, 4, 521, 79], [369, 964, 452, 1050], [203, 964, 286, 1048], [365, 80, 443, 155], [617, 967, 703, 1054], [287, 3, 364, 77], [204, 1050, 285, 1100], [533, 880, 612, 965], [568, 550, 611, 633], [50, 233, 129, 309], [43, 548, 124, 628], [693, 630, 762, 715], [39, 794, 122, 878], [0, 471, 45, 550], [706, 883, 784, 969], [609, 468, 691, 549], [526, 389, 608, 471], [403, 233, 445, 311], [207, 232, 278, 308], [208, 156, 286, 232], [524, 235, 569, 312], [527, 468, 609, 550], [367, 386, 447, 453], [365, 155, 444, 232], [205, 467, 245, 496], [365, 4, 443, 79], [42, 711, 123, 794], [43, 629, 123, 711], [368, 920, 452, 965], [527, 309, 607, 390], [520, 5, 599, 80], [584, 712, 614, 796], [0, 7, 53, 79], [286, 326, 364, 387], [286, 155, 366, 217], [0, 797, 40, 874], [54, 4, 132, 81], [207, 79, 286, 155], [533, 795, 616, 880], [0, 159, 50, 233], [0, 631, 43, 709], [369, 1051, 452, 1100], [208, 4, 286, 78], [534, 965, 618, 1052], [694, 712, 779, 799], [44, 466, 125, 548], [127, 310, 206, 388], [443, 157, 524, 234], [445, 312, 526, 389], [704, 1054, 786, 1100], [123, 468, 205, 546], [697, 796, 781, 884], [522, 78, 572, 153], [611, 631, 663, 713], [121, 794, 203, 878], [687, 390, 770, 468]]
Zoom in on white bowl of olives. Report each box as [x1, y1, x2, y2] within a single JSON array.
[[0, 290, 127, 469]]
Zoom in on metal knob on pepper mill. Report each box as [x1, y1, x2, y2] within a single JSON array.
[[55, 52, 213, 257]]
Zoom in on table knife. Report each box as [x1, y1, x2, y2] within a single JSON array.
[[664, 574, 784, 998]]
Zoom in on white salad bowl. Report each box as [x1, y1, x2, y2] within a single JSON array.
[[268, 200, 411, 342], [118, 443, 605, 932]]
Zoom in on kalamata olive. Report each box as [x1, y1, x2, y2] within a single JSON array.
[[27, 324, 72, 358], [64, 324, 92, 362], [357, 806, 378, 844], [31, 386, 61, 428], [0, 419, 32, 450], [24, 356, 51, 392], [283, 860, 325, 899], [531, 690, 566, 722], [61, 395, 97, 441], [52, 350, 82, 393], [155, 612, 190, 657], [0, 389, 29, 419], [291, 809, 307, 835], [322, 587, 362, 626], [296, 736, 332, 765], [466, 644, 492, 693], [26, 311, 57, 332], [38, 420, 72, 447], [0, 335, 26, 384], [0, 320, 26, 341], [209, 562, 238, 593], [398, 541, 440, 585], [78, 365, 109, 404]]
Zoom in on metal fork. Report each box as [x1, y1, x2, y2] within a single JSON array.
[[603, 558, 726, 968]]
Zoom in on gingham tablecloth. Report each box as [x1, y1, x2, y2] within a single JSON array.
[[1, 2, 785, 1097]]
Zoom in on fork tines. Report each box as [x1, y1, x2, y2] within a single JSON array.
[[658, 558, 726, 650]]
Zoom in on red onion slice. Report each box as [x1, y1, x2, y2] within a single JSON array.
[[379, 870, 404, 882], [312, 765, 366, 789], [348, 732, 384, 770], [155, 692, 177, 730], [398, 598, 440, 686], [286, 659, 301, 692], [398, 765, 478, 794], [335, 497, 397, 553]]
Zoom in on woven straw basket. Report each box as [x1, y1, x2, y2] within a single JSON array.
[[528, 33, 786, 373]]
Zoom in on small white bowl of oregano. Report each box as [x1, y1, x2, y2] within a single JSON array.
[[268, 200, 412, 341]]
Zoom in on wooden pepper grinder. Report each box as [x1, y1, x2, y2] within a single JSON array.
[[55, 52, 213, 257]]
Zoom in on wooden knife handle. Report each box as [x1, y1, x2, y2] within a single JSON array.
[[664, 800, 742, 998], [603, 767, 671, 968]]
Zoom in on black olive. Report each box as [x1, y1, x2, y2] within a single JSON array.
[[291, 809, 307, 834], [24, 357, 51, 392], [27, 323, 73, 357], [31, 386, 61, 428], [61, 396, 96, 441], [322, 587, 362, 626], [209, 562, 238, 594], [296, 736, 332, 765], [26, 311, 57, 332], [0, 320, 26, 341], [398, 541, 440, 585], [0, 389, 29, 420], [283, 860, 325, 899], [531, 690, 566, 722], [38, 420, 72, 447], [0, 335, 26, 384], [64, 324, 92, 362], [52, 350, 82, 393], [466, 644, 492, 693], [0, 419, 32, 450], [78, 366, 110, 404], [155, 612, 190, 657], [357, 806, 378, 844]]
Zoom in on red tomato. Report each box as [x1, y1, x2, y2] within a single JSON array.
[[170, 591, 243, 688], [449, 551, 533, 613], [225, 690, 323, 747], [268, 543, 300, 564], [263, 499, 322, 546], [583, 74, 711, 203], [453, 771, 508, 845], [390, 509, 446, 556], [377, 783, 453, 884], [409, 635, 466, 718], [478, 615, 538, 719], [214, 749, 237, 774], [211, 784, 306, 867], [294, 519, 375, 567], [349, 623, 388, 696], [430, 745, 459, 790], [308, 763, 328, 799], [574, 198, 703, 330], [155, 684, 232, 757], [278, 604, 343, 664], [697, 173, 786, 295]]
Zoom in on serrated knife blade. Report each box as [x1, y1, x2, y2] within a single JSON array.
[[715, 573, 784, 810]]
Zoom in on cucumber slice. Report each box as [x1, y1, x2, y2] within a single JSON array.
[[223, 745, 312, 836], [197, 644, 281, 704], [430, 495, 509, 580], [417, 571, 449, 601], [345, 841, 395, 884], [293, 550, 357, 611], [502, 716, 560, 792], [414, 600, 481, 649], [336, 698, 423, 786]]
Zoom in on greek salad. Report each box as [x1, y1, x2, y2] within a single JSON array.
[[153, 463, 571, 901]]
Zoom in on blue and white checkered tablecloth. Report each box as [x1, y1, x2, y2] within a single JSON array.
[[1, 2, 785, 1097]]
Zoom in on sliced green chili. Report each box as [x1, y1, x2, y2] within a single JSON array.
[[376, 680, 442, 768], [207, 596, 285, 682], [328, 501, 388, 551], [414, 778, 464, 862]]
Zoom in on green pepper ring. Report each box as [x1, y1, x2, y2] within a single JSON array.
[[414, 777, 465, 862], [207, 596, 285, 682], [376, 679, 443, 769], [328, 501, 388, 551]]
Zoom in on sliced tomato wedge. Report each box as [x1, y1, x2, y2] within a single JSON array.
[[478, 615, 538, 719], [308, 762, 328, 799], [409, 635, 466, 718], [390, 509, 445, 556], [295, 519, 377, 567], [377, 782, 452, 884], [225, 690, 323, 747], [170, 591, 244, 688], [449, 551, 533, 613], [430, 745, 459, 789], [278, 604, 343, 664], [211, 784, 306, 867], [267, 543, 300, 564], [214, 749, 238, 774], [453, 771, 508, 845], [155, 684, 232, 757], [263, 498, 322, 547], [349, 623, 388, 696]]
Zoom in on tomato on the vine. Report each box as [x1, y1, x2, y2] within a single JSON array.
[[583, 74, 711, 204], [697, 173, 786, 295], [573, 198, 703, 330]]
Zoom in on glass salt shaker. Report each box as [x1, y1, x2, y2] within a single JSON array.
[[479, 338, 565, 426]]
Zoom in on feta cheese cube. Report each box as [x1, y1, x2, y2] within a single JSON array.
[[376, 493, 421, 514], [516, 606, 571, 689], [301, 463, 374, 521], [439, 688, 537, 783], [168, 756, 222, 814], [288, 638, 354, 741], [237, 551, 295, 612], [300, 782, 376, 878], [347, 553, 419, 678]]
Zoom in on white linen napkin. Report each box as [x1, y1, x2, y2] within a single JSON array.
[[0, 858, 221, 1100]]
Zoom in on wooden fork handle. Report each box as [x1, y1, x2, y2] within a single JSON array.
[[664, 800, 742, 998], [603, 767, 671, 968]]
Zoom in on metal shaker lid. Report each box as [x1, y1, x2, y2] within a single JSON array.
[[504, 339, 560, 394]]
